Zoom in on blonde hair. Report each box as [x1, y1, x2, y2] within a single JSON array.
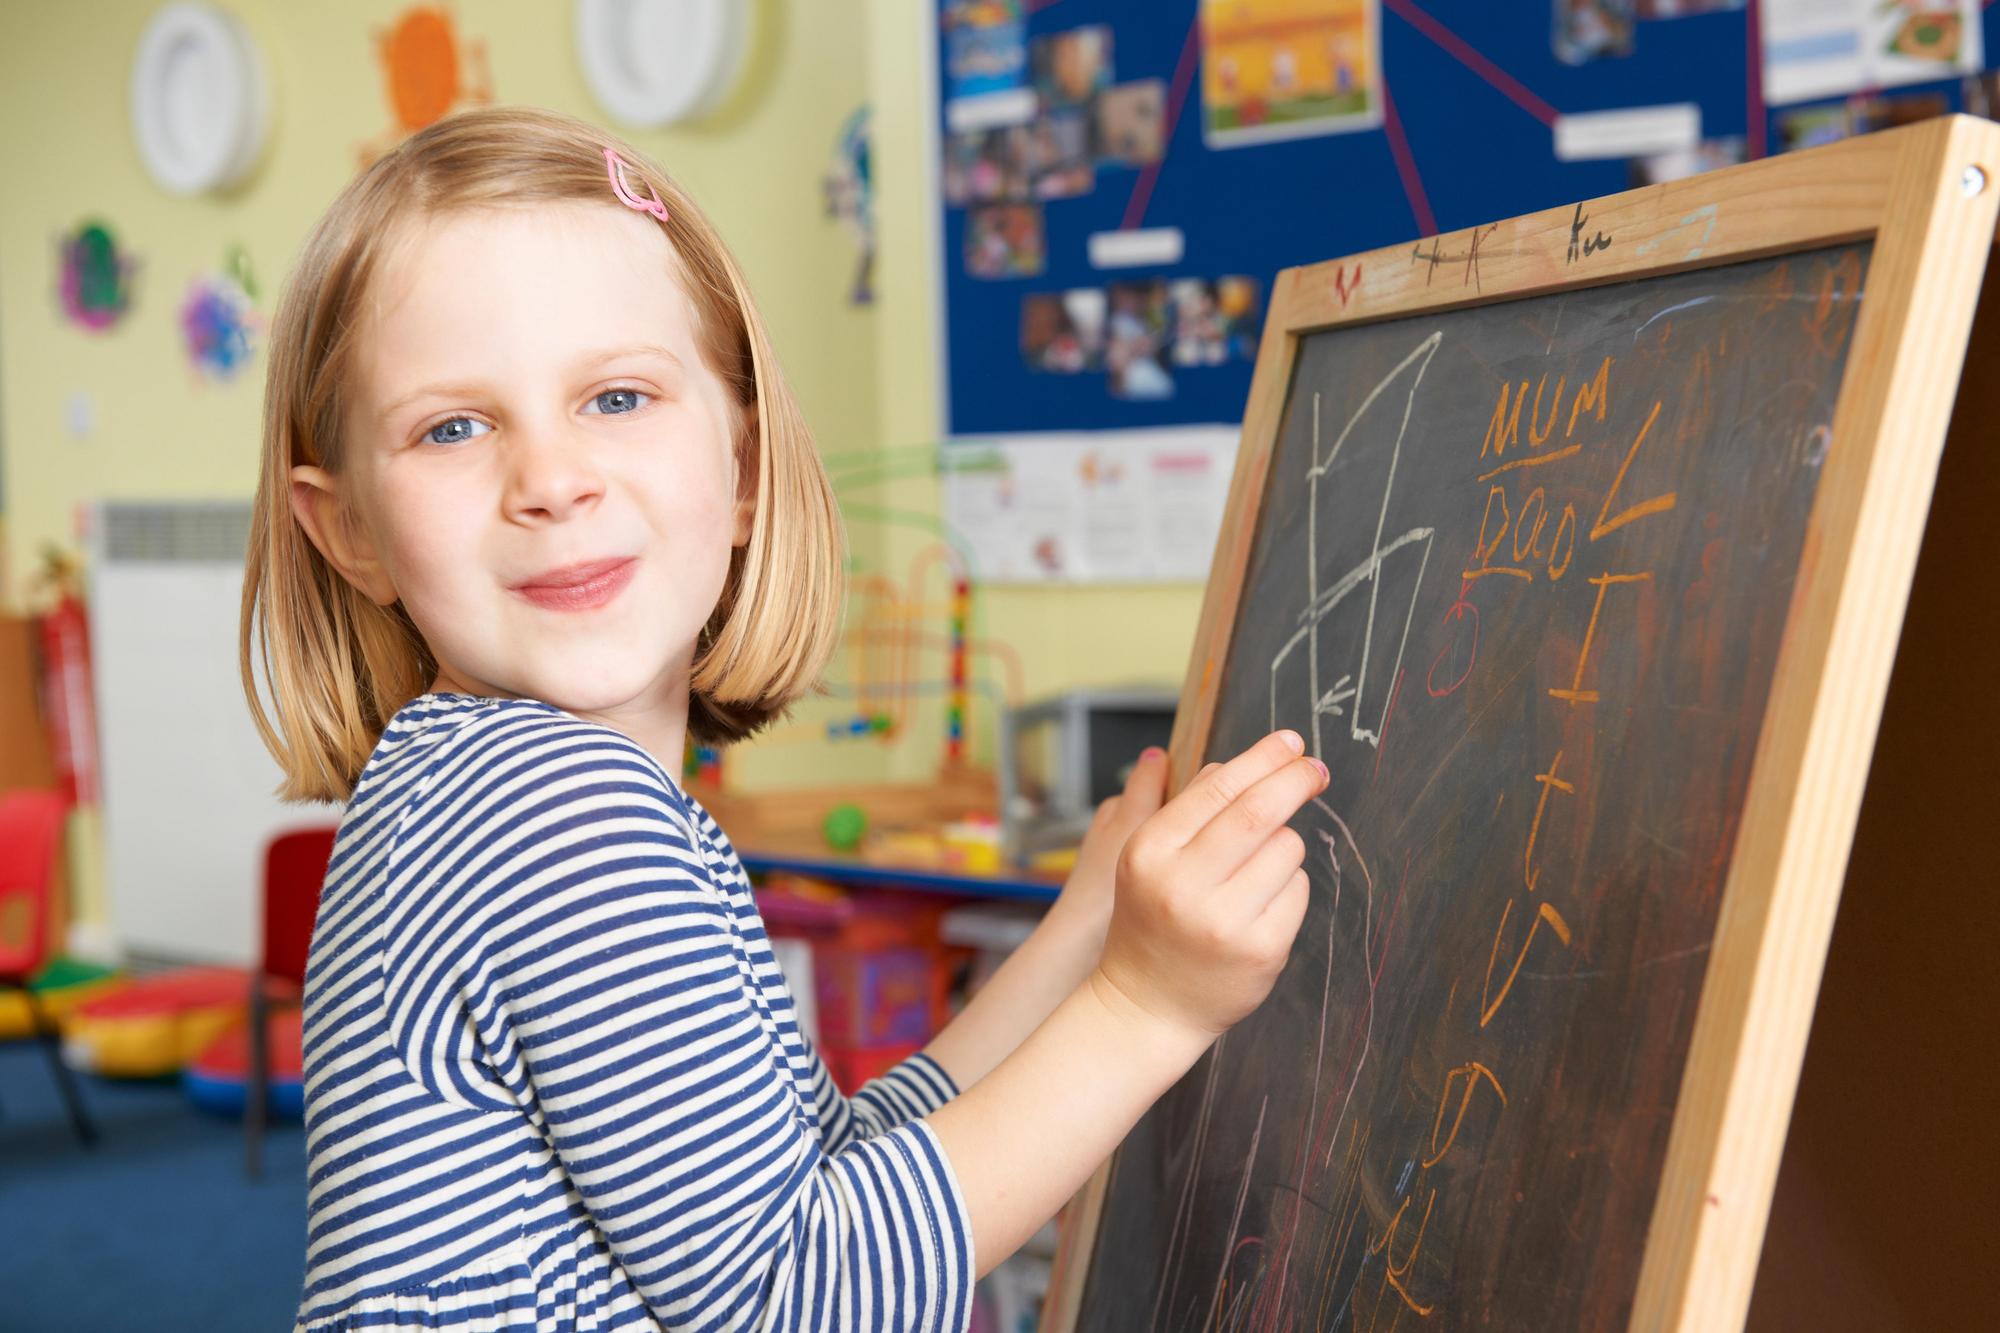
[[241, 106, 844, 804]]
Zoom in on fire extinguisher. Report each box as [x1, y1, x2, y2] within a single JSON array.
[[33, 546, 99, 807]]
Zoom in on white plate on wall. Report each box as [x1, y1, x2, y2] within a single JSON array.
[[575, 0, 752, 129], [130, 3, 269, 195]]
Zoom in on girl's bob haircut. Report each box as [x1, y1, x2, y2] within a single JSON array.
[[241, 106, 844, 804]]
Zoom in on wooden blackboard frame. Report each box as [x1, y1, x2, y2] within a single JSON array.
[[1043, 114, 2000, 1332]]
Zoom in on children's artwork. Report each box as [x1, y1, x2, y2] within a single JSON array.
[[357, 5, 492, 166], [823, 106, 875, 306], [1029, 108, 1096, 199], [1777, 101, 1854, 151], [1635, 0, 1741, 12], [1167, 279, 1229, 366], [1202, 0, 1381, 147], [1215, 275, 1264, 359], [1761, 0, 1981, 106], [1553, 0, 1637, 64], [1032, 25, 1113, 109], [943, 125, 1033, 205], [1851, 87, 1951, 132], [57, 220, 136, 333], [1106, 279, 1172, 399], [944, 0, 1028, 102], [1021, 289, 1106, 372], [1095, 79, 1166, 166], [1629, 135, 1748, 184], [180, 268, 259, 380], [966, 203, 1045, 278]]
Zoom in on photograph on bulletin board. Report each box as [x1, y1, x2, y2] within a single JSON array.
[[1201, 0, 1383, 147]]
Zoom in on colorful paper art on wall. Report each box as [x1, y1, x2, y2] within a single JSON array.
[[358, 5, 491, 166], [57, 221, 136, 333], [824, 106, 876, 306], [180, 261, 259, 381], [1201, 0, 1382, 145]]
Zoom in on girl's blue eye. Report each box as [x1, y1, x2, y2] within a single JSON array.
[[423, 416, 490, 447], [586, 388, 649, 416]]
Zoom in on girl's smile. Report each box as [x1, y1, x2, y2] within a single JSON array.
[[507, 555, 640, 612]]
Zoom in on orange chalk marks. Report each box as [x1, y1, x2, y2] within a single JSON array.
[[1475, 443, 1582, 482], [1549, 572, 1650, 705], [1467, 486, 1533, 582], [1566, 356, 1612, 436], [1549, 502, 1577, 581], [1480, 382, 1525, 460], [1422, 1062, 1508, 1168], [1528, 374, 1564, 446], [1480, 898, 1574, 1028], [1590, 399, 1677, 542], [1368, 1189, 1438, 1317], [1524, 750, 1574, 892]]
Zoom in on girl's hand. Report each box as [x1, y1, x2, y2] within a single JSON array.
[[1046, 746, 1169, 943], [1093, 729, 1326, 1041]]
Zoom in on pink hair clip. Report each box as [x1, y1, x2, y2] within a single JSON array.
[[604, 148, 669, 224]]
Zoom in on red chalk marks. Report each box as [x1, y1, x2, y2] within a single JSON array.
[[1330, 262, 1364, 308]]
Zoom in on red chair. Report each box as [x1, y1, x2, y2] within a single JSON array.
[[245, 825, 334, 1178], [0, 788, 95, 1146]]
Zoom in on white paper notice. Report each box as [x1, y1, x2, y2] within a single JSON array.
[[942, 428, 1238, 583], [1762, 0, 1982, 107]]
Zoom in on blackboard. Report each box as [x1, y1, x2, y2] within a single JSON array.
[[1080, 239, 1872, 1328], [1042, 119, 2000, 1332], [1072, 243, 1868, 1331]]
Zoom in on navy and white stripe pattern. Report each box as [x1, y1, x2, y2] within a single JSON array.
[[295, 693, 973, 1332]]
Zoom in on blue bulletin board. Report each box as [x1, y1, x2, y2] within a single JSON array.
[[932, 0, 2000, 442]]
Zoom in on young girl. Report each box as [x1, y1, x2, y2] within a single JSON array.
[[241, 106, 1325, 1332]]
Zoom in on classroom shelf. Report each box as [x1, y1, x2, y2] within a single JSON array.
[[739, 849, 1061, 904]]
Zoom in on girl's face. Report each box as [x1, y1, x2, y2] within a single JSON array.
[[292, 202, 752, 731]]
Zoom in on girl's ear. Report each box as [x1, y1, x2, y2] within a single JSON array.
[[289, 466, 399, 606]]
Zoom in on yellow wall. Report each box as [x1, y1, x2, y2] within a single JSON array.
[[0, 0, 1206, 801]]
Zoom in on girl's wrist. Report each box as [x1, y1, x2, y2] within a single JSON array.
[[1033, 896, 1111, 970]]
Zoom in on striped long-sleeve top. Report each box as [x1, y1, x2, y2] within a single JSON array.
[[294, 692, 974, 1332]]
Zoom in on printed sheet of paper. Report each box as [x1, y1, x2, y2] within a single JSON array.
[[942, 428, 1238, 583], [1761, 0, 1981, 106]]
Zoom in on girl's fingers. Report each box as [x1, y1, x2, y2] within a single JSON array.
[[1250, 868, 1312, 959], [1115, 747, 1168, 829], [1148, 731, 1306, 846], [1217, 822, 1308, 916], [1180, 752, 1327, 882]]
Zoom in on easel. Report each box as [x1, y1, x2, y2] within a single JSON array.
[[1041, 115, 2000, 1331]]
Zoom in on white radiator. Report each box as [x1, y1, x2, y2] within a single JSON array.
[[86, 501, 337, 966]]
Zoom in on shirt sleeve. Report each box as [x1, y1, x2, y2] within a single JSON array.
[[806, 1042, 960, 1157], [381, 705, 974, 1332]]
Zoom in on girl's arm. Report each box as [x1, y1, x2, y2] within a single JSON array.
[[932, 731, 1323, 1275], [921, 747, 1169, 1091]]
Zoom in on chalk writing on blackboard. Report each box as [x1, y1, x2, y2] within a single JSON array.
[[1077, 244, 1868, 1331]]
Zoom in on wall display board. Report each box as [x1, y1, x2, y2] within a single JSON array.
[[931, 2, 2000, 582]]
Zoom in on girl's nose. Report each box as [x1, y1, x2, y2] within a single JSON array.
[[502, 428, 605, 523]]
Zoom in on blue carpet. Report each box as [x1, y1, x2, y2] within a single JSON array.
[[0, 1037, 307, 1332]]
